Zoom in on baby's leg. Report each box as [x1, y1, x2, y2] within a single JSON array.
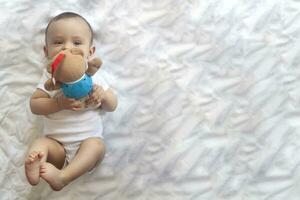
[[25, 137, 65, 186], [40, 137, 105, 191]]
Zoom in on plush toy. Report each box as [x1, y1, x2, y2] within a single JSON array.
[[44, 48, 102, 108]]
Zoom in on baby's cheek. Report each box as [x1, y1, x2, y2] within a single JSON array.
[[48, 48, 62, 58]]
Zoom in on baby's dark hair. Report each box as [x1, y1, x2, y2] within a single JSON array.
[[45, 12, 94, 45]]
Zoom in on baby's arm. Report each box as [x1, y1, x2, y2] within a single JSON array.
[[101, 88, 118, 112], [30, 89, 83, 115], [30, 89, 61, 115]]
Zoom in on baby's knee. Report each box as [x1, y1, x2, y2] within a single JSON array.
[[28, 137, 51, 158], [83, 137, 106, 155], [34, 137, 50, 145]]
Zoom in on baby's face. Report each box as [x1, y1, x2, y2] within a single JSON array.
[[44, 17, 94, 59]]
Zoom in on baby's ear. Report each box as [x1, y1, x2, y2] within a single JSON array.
[[70, 48, 84, 57]]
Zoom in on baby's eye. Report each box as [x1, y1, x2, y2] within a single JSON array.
[[74, 41, 82, 45], [54, 40, 63, 45]]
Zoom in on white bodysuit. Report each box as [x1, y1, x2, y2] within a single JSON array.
[[37, 70, 109, 164]]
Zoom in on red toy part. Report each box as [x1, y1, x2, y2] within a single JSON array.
[[51, 53, 65, 74]]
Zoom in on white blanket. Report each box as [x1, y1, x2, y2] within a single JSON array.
[[1, 0, 300, 199]]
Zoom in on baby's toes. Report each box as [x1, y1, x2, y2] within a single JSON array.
[[37, 152, 44, 159], [40, 163, 46, 174], [26, 154, 36, 164], [33, 151, 42, 158], [29, 152, 37, 158]]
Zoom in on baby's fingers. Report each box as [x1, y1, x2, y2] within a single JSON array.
[[87, 92, 100, 104], [69, 100, 82, 110], [57, 95, 76, 109], [86, 96, 95, 105]]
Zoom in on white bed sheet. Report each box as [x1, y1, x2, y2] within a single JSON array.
[[1, 0, 300, 199]]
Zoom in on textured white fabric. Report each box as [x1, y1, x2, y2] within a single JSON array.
[[63, 141, 100, 174], [2, 0, 300, 200], [63, 141, 81, 165]]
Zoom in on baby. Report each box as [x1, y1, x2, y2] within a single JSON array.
[[25, 12, 118, 191]]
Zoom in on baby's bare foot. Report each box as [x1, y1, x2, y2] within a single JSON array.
[[40, 162, 66, 191], [25, 151, 44, 185]]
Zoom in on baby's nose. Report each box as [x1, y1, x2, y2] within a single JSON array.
[[62, 42, 73, 50]]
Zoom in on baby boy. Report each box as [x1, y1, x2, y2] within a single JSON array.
[[24, 12, 118, 191]]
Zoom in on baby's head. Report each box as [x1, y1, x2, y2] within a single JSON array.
[[44, 12, 95, 59]]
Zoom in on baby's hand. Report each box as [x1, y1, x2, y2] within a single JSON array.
[[86, 84, 106, 107], [56, 94, 83, 111]]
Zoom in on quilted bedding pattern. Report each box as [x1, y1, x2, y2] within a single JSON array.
[[1, 0, 300, 199]]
